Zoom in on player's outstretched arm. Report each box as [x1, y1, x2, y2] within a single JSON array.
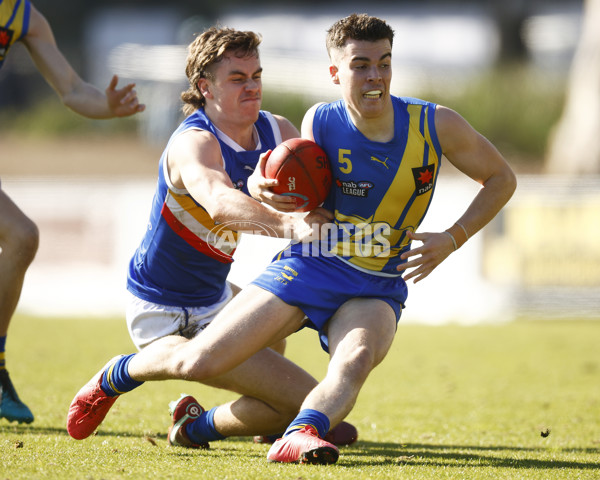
[[398, 105, 516, 283], [434, 105, 517, 237], [171, 129, 331, 241], [21, 4, 145, 119]]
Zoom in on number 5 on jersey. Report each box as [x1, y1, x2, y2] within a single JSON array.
[[338, 149, 352, 174]]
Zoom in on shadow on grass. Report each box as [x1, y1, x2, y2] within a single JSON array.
[[345, 441, 600, 471], [4, 425, 599, 472]]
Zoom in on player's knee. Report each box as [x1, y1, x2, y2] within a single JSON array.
[[18, 220, 39, 265], [5, 216, 39, 265], [338, 344, 375, 382], [195, 360, 230, 380], [172, 351, 221, 381], [171, 354, 202, 380]]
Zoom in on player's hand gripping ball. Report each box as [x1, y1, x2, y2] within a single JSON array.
[[264, 138, 332, 212]]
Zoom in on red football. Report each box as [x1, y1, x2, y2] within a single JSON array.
[[265, 138, 332, 212]]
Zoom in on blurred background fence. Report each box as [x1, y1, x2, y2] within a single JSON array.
[[1, 0, 599, 322]]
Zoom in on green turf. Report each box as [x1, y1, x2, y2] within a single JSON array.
[[1, 315, 599, 479]]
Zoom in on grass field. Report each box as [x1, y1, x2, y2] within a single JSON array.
[[1, 314, 599, 479]]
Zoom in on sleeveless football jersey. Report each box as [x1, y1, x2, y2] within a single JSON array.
[[0, 0, 30, 69], [127, 109, 282, 307], [312, 96, 442, 276]]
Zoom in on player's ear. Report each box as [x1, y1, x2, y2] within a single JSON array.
[[198, 79, 211, 98], [329, 65, 339, 85]]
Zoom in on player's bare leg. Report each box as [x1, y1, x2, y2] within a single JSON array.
[[166, 343, 320, 447], [197, 346, 320, 436], [68, 286, 342, 441], [0, 191, 39, 337], [127, 285, 305, 382], [302, 298, 397, 426], [266, 298, 396, 464], [0, 190, 38, 423]]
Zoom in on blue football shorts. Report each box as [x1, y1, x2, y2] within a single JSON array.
[[251, 246, 408, 352]]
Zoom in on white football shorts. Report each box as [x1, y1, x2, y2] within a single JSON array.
[[125, 283, 234, 350]]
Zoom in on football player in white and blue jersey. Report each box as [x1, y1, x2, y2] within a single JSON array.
[[67, 26, 357, 449]]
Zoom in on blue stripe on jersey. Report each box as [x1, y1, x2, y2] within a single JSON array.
[[5, 0, 21, 28], [20, 0, 29, 36]]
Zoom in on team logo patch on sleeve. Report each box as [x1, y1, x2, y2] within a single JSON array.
[[412, 165, 435, 196]]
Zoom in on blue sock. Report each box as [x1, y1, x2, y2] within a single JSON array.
[[283, 408, 330, 439], [0, 335, 6, 370], [0, 336, 6, 369], [185, 407, 226, 444], [101, 354, 144, 396]]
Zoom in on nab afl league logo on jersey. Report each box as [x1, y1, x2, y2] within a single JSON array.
[[412, 165, 435, 196], [336, 179, 374, 198], [0, 27, 14, 59]]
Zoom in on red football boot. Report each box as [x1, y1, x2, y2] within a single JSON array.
[[254, 420, 358, 446], [67, 356, 122, 439], [168, 394, 209, 449], [266, 426, 339, 464]]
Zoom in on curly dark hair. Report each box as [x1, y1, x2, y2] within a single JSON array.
[[181, 26, 262, 116]]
